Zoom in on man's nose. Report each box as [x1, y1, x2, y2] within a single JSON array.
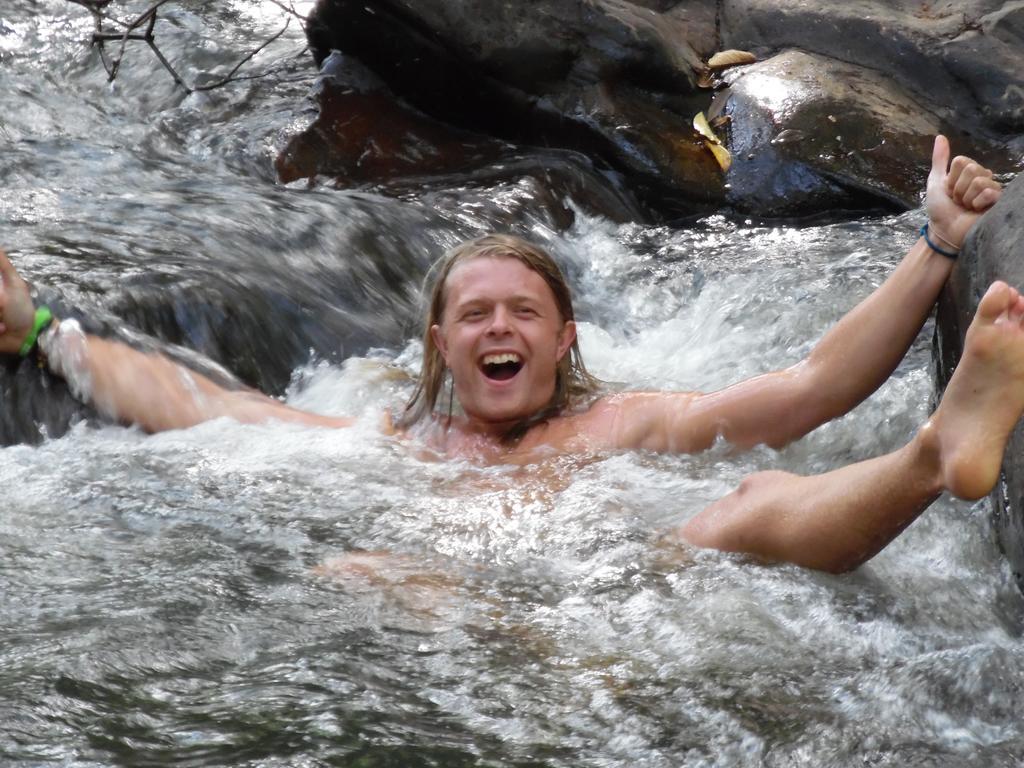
[[487, 305, 512, 334]]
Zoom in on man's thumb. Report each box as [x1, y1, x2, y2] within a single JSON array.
[[929, 134, 950, 182], [0, 249, 17, 283]]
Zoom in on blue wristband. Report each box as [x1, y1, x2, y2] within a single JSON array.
[[920, 222, 959, 259]]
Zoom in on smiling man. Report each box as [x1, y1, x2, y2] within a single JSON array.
[[0, 136, 1017, 573]]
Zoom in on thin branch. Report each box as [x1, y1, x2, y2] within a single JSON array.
[[263, 0, 307, 24], [66, 0, 113, 13], [112, 1, 170, 78], [147, 37, 192, 92], [92, 32, 149, 41], [126, 0, 174, 30], [193, 17, 291, 92], [67, 0, 305, 94]]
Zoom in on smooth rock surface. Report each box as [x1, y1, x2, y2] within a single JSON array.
[[301, 0, 737, 215], [276, 53, 646, 226], [716, 50, 1004, 214], [301, 0, 1023, 218], [720, 0, 1024, 137]]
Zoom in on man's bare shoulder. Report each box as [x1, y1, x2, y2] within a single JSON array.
[[519, 390, 699, 454]]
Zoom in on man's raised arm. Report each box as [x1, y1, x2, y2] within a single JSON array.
[[0, 250, 353, 433], [588, 135, 1003, 454]]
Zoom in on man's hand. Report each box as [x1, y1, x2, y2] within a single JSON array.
[[0, 249, 38, 356], [926, 135, 1003, 249]]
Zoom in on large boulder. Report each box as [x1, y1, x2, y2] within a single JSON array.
[[720, 0, 1024, 141], [935, 173, 1024, 587], [716, 50, 1006, 214], [300, 0, 1023, 218], [303, 0, 727, 215], [276, 53, 646, 226]]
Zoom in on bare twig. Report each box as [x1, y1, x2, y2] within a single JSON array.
[[126, 0, 174, 30], [67, 0, 308, 94], [146, 37, 192, 92], [67, 0, 305, 94], [264, 0, 307, 25], [194, 18, 291, 92], [92, 33, 149, 41], [66, 0, 113, 12]]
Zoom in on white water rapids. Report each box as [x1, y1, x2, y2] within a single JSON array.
[[2, 2, 1022, 766]]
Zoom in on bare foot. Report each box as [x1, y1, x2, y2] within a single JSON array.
[[925, 281, 1024, 500]]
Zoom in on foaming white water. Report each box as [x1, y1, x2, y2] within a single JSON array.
[[3, 5, 1023, 764], [5, 204, 1020, 767], [7, 210, 1024, 764]]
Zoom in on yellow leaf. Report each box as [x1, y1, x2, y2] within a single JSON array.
[[693, 111, 721, 145], [707, 49, 757, 71], [705, 141, 732, 172]]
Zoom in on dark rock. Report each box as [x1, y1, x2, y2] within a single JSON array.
[[720, 0, 1024, 138], [716, 50, 1006, 215], [306, 0, 713, 97], [302, 0, 1022, 219], [276, 53, 646, 225], [935, 172, 1024, 588], [276, 55, 510, 187], [0, 354, 96, 446], [302, 0, 728, 216]]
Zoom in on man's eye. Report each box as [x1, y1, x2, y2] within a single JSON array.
[[516, 307, 538, 316]]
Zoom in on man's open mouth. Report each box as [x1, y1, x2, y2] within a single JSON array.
[[480, 352, 523, 381]]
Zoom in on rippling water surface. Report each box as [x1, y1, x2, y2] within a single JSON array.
[[3, 3, 1024, 766]]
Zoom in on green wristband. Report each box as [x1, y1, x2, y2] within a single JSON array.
[[18, 306, 54, 357]]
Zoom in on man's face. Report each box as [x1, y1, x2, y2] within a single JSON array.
[[430, 256, 576, 432]]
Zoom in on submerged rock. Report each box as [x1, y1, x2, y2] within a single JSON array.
[[935, 173, 1024, 588]]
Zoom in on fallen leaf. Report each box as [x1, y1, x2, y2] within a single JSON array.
[[697, 69, 716, 89], [707, 49, 757, 70], [706, 142, 732, 172], [693, 112, 731, 172], [693, 111, 721, 144]]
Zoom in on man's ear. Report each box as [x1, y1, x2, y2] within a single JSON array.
[[430, 324, 449, 364], [556, 320, 577, 361]]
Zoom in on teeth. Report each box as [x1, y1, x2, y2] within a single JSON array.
[[482, 353, 521, 366]]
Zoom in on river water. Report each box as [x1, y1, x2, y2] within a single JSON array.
[[3, 2, 1023, 766]]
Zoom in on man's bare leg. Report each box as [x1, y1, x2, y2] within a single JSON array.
[[676, 281, 1024, 574]]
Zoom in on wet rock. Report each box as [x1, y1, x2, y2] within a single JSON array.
[[302, 0, 726, 217], [715, 50, 993, 215], [934, 172, 1024, 588], [301, 0, 1022, 219], [0, 357, 96, 446], [306, 0, 714, 100], [276, 56, 511, 187], [720, 0, 1024, 138], [551, 81, 726, 210], [276, 53, 646, 225]]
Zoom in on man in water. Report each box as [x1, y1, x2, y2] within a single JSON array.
[[0, 137, 1011, 573]]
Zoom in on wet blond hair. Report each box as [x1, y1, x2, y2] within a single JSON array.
[[399, 234, 601, 438]]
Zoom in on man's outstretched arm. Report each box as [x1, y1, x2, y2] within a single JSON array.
[[586, 135, 1003, 455], [0, 250, 353, 433]]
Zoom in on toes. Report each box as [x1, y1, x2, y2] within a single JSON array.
[[1009, 295, 1024, 325], [978, 281, 1012, 321]]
